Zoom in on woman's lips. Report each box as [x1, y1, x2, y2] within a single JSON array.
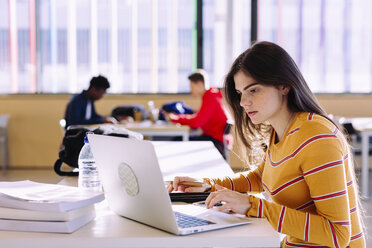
[[247, 111, 257, 117]]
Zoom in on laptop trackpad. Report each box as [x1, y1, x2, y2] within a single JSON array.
[[172, 204, 251, 225]]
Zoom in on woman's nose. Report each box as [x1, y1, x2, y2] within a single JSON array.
[[240, 94, 251, 107]]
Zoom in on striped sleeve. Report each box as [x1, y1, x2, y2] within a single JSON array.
[[300, 135, 351, 247], [248, 133, 352, 247], [204, 161, 264, 193]]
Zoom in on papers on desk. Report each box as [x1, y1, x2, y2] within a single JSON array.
[[0, 205, 95, 221], [0, 180, 104, 233], [0, 211, 96, 233], [0, 180, 104, 211]]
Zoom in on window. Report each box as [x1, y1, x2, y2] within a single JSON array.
[[1, 0, 372, 94], [0, 0, 36, 93], [203, 0, 251, 88], [257, 0, 372, 93], [1, 0, 195, 94]]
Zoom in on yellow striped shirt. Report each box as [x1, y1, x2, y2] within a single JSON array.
[[205, 112, 365, 247]]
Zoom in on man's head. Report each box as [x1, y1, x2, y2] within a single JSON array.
[[87, 75, 110, 101], [188, 69, 209, 96]]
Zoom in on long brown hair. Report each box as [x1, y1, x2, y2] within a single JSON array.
[[224, 41, 330, 151], [224, 41, 365, 234]]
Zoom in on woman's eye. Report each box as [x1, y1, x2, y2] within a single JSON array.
[[250, 88, 258, 93]]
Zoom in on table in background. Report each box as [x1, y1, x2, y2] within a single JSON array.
[[348, 118, 372, 199], [73, 121, 190, 141], [119, 121, 190, 141]]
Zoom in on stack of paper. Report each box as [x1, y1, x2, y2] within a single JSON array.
[[0, 180, 105, 233]]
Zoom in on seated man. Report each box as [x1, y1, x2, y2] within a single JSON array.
[[163, 70, 229, 158], [64, 75, 116, 129]]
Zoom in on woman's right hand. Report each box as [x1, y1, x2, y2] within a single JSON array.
[[167, 176, 210, 193]]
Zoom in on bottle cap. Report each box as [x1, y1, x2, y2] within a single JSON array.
[[84, 131, 94, 143]]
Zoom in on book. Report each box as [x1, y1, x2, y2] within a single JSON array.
[[0, 211, 96, 233], [0, 205, 95, 221], [0, 180, 105, 212]]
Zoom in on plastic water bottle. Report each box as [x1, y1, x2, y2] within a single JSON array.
[[78, 133, 102, 191]]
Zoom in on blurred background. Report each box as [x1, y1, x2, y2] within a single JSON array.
[[1, 0, 371, 95], [1, 0, 372, 171]]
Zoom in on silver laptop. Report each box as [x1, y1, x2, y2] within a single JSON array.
[[87, 134, 252, 235]]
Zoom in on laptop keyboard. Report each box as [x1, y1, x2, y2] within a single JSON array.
[[174, 211, 215, 228]]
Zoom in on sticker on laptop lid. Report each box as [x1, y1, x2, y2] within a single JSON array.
[[118, 162, 139, 196]]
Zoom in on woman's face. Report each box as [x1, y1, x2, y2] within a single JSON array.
[[233, 70, 289, 125]]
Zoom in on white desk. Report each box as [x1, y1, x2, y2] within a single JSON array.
[[0, 200, 280, 248], [349, 118, 372, 199], [122, 121, 190, 141], [152, 141, 234, 180], [75, 121, 190, 141], [361, 130, 372, 199], [0, 141, 280, 247]]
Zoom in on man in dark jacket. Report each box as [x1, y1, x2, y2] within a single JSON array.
[[64, 75, 116, 128]]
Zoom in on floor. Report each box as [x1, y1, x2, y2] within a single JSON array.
[[0, 168, 371, 245]]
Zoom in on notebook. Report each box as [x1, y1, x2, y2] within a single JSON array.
[[87, 134, 252, 235]]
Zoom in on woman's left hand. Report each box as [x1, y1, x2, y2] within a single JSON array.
[[205, 184, 251, 215]]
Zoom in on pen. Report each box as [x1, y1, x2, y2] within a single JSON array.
[[193, 201, 224, 207], [166, 181, 211, 188]]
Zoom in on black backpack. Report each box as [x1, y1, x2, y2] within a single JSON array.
[[111, 104, 148, 121], [54, 126, 129, 176]]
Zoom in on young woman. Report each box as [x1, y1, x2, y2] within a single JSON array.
[[168, 41, 365, 247]]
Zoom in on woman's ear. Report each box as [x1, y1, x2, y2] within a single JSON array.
[[280, 85, 290, 95]]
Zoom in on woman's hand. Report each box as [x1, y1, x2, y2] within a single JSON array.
[[167, 176, 210, 193], [205, 184, 251, 215]]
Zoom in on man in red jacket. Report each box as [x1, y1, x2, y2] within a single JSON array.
[[164, 70, 229, 158]]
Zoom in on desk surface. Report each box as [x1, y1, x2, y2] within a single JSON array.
[[347, 117, 372, 131], [80, 121, 189, 131], [0, 141, 280, 247], [71, 121, 190, 136], [0, 201, 280, 248], [344, 118, 372, 199], [340, 117, 372, 132], [123, 120, 190, 131], [100, 121, 190, 140], [152, 141, 235, 180]]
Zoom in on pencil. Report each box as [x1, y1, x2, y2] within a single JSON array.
[[166, 181, 211, 188]]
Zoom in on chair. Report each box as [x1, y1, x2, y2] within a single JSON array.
[[331, 113, 372, 156], [223, 122, 234, 163], [329, 115, 362, 154], [342, 122, 372, 156], [342, 123, 359, 146], [0, 114, 10, 172]]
